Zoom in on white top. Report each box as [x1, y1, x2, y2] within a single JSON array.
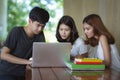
[[88, 42, 120, 70], [71, 37, 88, 56]]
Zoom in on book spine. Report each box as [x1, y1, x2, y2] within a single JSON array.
[[74, 59, 102, 62], [74, 61, 102, 64], [82, 60, 102, 62]]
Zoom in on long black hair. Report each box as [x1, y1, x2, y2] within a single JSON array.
[[56, 15, 79, 45]]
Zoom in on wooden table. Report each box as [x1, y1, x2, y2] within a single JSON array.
[[26, 67, 120, 80], [26, 67, 75, 80]]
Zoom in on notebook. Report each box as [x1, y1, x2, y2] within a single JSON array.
[[31, 42, 71, 68]]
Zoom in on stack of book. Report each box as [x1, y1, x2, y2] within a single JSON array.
[[65, 58, 105, 70]]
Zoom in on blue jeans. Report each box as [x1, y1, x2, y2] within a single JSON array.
[[0, 75, 25, 80]]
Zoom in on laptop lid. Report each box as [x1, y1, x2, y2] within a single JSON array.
[[31, 42, 71, 68]]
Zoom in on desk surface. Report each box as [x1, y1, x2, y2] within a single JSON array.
[[26, 67, 120, 80]]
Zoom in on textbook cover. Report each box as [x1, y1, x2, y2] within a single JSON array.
[[66, 61, 105, 71]]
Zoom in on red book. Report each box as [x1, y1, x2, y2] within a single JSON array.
[[74, 61, 102, 64]]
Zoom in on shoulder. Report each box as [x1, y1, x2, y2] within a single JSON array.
[[77, 37, 84, 42], [99, 35, 110, 47], [99, 35, 108, 43], [10, 27, 23, 32], [8, 27, 24, 38], [74, 37, 84, 44]]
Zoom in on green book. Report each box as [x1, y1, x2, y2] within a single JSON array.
[[65, 61, 105, 71], [72, 71, 104, 76]]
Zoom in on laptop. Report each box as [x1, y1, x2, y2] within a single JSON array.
[[31, 42, 71, 68]]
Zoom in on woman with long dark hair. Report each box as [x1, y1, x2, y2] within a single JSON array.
[[56, 15, 88, 61], [83, 14, 120, 70]]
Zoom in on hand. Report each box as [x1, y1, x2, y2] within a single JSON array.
[[28, 60, 32, 65], [75, 53, 88, 58], [75, 54, 84, 59], [26, 60, 32, 70], [70, 55, 75, 62], [26, 64, 32, 70], [27, 57, 32, 65]]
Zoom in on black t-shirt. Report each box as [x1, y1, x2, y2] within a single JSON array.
[[0, 27, 45, 76]]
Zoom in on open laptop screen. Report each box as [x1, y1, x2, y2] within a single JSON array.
[[31, 42, 71, 68]]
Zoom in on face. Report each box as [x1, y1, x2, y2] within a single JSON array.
[[59, 24, 71, 40], [29, 19, 45, 35], [83, 23, 94, 38]]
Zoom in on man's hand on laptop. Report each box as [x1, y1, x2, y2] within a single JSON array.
[[26, 58, 32, 70], [28, 58, 32, 65]]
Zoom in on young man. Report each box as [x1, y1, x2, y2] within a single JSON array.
[[0, 6, 49, 80]]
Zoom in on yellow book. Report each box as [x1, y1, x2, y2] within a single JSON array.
[[75, 58, 103, 62]]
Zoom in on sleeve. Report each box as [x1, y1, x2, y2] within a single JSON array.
[[3, 27, 19, 50], [78, 38, 88, 54], [71, 38, 88, 56]]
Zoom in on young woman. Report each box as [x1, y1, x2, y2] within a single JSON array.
[[56, 15, 88, 61], [83, 14, 120, 70]]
